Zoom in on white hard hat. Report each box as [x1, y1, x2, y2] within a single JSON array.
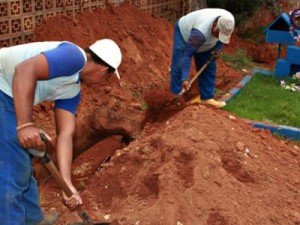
[[89, 39, 122, 79]]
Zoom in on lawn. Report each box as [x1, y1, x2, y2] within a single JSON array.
[[223, 73, 300, 128]]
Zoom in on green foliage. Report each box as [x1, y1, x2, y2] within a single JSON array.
[[239, 25, 265, 38], [206, 0, 263, 26], [223, 73, 300, 128], [239, 25, 266, 44], [206, 0, 263, 16], [132, 90, 148, 111], [214, 88, 227, 96], [141, 101, 148, 111], [221, 48, 253, 70]]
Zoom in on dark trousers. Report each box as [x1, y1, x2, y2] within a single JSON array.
[[0, 90, 43, 225]]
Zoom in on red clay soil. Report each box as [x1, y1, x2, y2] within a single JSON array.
[[144, 89, 186, 123], [31, 3, 300, 225]]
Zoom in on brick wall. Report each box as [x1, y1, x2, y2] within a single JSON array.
[[0, 0, 115, 47], [0, 0, 206, 48]]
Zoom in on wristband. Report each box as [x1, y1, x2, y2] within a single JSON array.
[[16, 122, 35, 131]]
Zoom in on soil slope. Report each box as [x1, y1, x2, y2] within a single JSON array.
[[32, 3, 300, 225], [40, 105, 300, 225]]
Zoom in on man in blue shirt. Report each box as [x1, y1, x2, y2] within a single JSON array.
[[0, 39, 122, 225], [170, 8, 235, 108]]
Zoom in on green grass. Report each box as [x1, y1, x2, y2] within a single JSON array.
[[222, 48, 253, 70], [223, 73, 300, 128], [214, 88, 228, 96]]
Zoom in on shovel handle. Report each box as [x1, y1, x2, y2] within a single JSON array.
[[45, 160, 95, 223], [28, 134, 95, 224], [32, 133, 73, 197], [178, 63, 209, 96], [44, 159, 74, 197], [27, 134, 73, 197], [178, 54, 217, 96]]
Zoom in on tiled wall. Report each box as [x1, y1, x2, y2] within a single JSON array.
[[0, 0, 116, 47], [130, 0, 184, 22], [0, 0, 205, 48]]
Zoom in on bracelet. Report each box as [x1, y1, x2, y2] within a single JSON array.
[[16, 122, 35, 131]]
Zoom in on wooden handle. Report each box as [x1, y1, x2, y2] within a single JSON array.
[[189, 62, 209, 85], [178, 62, 209, 96], [178, 54, 216, 96], [44, 160, 74, 197], [45, 159, 93, 223], [38, 133, 95, 223]]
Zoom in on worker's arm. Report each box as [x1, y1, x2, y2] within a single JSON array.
[[13, 54, 50, 149], [211, 41, 224, 58], [181, 28, 206, 90], [55, 107, 82, 209], [213, 41, 224, 52], [13, 43, 85, 149]]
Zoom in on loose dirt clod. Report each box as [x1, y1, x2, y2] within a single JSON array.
[[144, 89, 186, 123]]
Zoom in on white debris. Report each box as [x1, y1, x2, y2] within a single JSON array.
[[228, 115, 236, 120], [104, 214, 110, 220]]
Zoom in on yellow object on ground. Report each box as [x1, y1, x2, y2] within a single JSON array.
[[188, 95, 202, 104], [188, 96, 226, 108], [202, 99, 226, 108]]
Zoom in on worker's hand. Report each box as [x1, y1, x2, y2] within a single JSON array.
[[211, 50, 220, 59], [182, 80, 191, 91], [17, 125, 50, 150], [62, 185, 83, 210]]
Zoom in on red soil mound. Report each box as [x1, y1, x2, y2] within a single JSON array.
[[32, 3, 299, 225]]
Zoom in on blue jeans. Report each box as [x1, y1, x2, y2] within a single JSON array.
[[194, 51, 217, 100], [0, 90, 43, 225], [170, 22, 186, 94], [170, 22, 217, 100]]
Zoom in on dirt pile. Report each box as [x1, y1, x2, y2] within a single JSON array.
[[33, 3, 300, 225], [40, 105, 300, 225]]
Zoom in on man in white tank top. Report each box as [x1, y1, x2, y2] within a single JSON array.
[[170, 8, 235, 108]]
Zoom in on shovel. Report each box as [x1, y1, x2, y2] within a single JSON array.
[[28, 133, 110, 225], [144, 54, 217, 122], [178, 53, 217, 96]]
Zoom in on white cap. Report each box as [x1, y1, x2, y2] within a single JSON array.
[[217, 15, 235, 44], [89, 39, 122, 79]]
